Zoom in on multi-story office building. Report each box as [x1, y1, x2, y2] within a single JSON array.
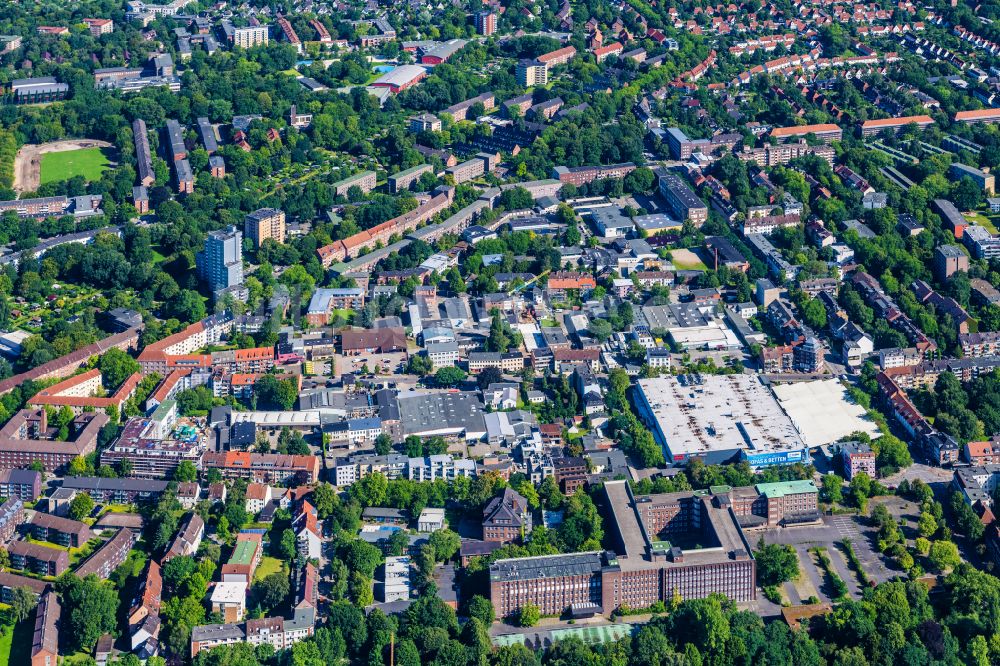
[[197, 226, 244, 295], [244, 208, 285, 248]]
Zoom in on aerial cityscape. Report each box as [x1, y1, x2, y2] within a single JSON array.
[[4, 0, 1000, 664]]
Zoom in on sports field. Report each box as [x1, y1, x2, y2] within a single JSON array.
[[39, 146, 112, 185]]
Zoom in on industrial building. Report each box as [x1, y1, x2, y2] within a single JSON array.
[[634, 375, 808, 467], [489, 480, 773, 619]]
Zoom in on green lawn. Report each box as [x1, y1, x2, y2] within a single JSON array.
[[40, 147, 112, 185], [981, 213, 1000, 235], [255, 556, 285, 582], [0, 623, 12, 666]]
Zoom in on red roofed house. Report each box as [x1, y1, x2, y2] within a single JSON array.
[[594, 42, 624, 62], [965, 440, 1000, 465], [547, 271, 597, 297], [29, 368, 141, 416]]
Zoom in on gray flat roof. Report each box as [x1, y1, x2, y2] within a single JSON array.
[[490, 551, 607, 582], [396, 392, 487, 436]]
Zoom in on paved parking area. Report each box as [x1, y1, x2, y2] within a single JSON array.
[[758, 514, 896, 598]]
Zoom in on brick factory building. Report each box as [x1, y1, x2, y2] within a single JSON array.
[[491, 481, 761, 618]]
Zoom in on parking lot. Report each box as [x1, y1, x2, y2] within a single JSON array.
[[758, 514, 896, 604]]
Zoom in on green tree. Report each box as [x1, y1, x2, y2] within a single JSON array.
[[57, 574, 119, 652], [68, 492, 95, 521], [918, 511, 938, 538], [428, 528, 461, 562], [928, 540, 961, 572], [435, 366, 467, 387], [821, 473, 844, 504], [350, 472, 389, 507], [279, 528, 298, 561], [254, 571, 290, 610], [517, 603, 540, 627], [8, 586, 35, 623], [255, 375, 297, 410], [754, 539, 799, 586], [174, 460, 198, 483], [374, 433, 393, 455], [98, 347, 140, 388], [464, 594, 495, 625]]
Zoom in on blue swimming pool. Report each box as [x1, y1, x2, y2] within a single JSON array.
[[373, 65, 396, 73]]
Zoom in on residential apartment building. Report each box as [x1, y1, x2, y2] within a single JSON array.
[[0, 469, 42, 501], [0, 409, 107, 473], [388, 164, 433, 193], [516, 59, 547, 87], [839, 442, 877, 480], [551, 163, 636, 186], [963, 224, 1000, 259], [305, 288, 366, 325], [9, 541, 69, 576], [934, 244, 969, 280], [133, 118, 155, 186], [233, 26, 268, 48], [202, 451, 320, 484], [769, 123, 842, 143], [475, 11, 497, 35], [197, 226, 244, 295], [332, 171, 377, 197], [76, 528, 136, 578], [244, 208, 286, 249], [407, 454, 476, 481], [658, 171, 708, 224], [0, 498, 24, 542], [860, 115, 934, 137]]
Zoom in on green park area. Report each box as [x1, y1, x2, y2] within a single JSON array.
[[40, 147, 112, 185]]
